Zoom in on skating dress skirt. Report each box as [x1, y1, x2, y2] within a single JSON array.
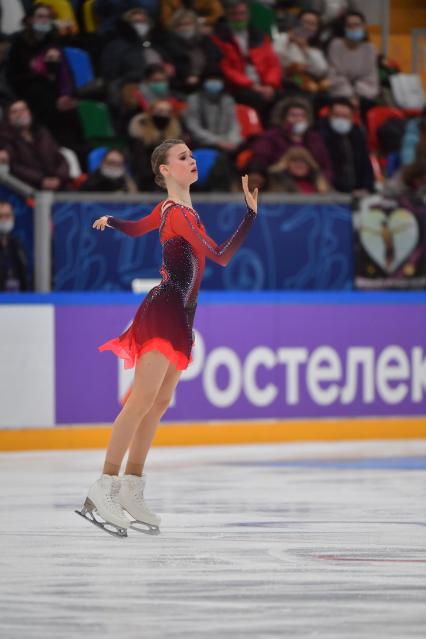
[[99, 199, 256, 370]]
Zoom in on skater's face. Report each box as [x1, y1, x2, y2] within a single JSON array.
[[161, 144, 198, 187]]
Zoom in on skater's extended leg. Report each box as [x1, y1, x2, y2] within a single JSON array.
[[125, 363, 182, 475], [102, 350, 170, 475], [118, 364, 182, 534]]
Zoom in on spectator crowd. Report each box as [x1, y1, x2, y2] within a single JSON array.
[[1, 0, 425, 198], [0, 0, 425, 290]]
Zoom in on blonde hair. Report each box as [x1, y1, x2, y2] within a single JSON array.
[[150, 138, 186, 189]]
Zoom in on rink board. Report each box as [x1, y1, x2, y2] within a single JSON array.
[[0, 292, 425, 449]]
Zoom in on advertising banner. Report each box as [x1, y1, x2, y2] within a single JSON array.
[[354, 194, 426, 289], [55, 297, 426, 424], [0, 305, 54, 427]]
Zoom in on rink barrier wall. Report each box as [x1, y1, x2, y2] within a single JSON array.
[[0, 292, 425, 450], [1, 418, 426, 452]]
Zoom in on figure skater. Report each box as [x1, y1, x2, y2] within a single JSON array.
[[75, 139, 258, 538]]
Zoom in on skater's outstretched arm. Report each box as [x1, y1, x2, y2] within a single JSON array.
[[170, 175, 258, 267], [92, 201, 163, 237]]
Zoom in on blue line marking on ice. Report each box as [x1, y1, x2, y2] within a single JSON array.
[[222, 457, 426, 470]]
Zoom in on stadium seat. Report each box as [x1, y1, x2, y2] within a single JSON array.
[[87, 147, 108, 172], [64, 47, 95, 89], [77, 100, 117, 146], [192, 149, 220, 186], [366, 106, 405, 153], [82, 0, 99, 32], [235, 104, 263, 139], [60, 147, 82, 178]]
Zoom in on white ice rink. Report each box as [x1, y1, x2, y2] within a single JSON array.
[[1, 439, 426, 639]]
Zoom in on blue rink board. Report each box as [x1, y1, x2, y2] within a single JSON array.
[[1, 291, 426, 305]]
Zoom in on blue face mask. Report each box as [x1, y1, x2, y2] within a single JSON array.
[[345, 28, 365, 42], [203, 79, 224, 94]]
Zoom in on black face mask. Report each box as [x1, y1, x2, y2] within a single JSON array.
[[46, 60, 61, 74], [152, 115, 170, 130]]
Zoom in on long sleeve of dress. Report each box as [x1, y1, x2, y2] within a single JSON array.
[[170, 204, 256, 266], [107, 201, 162, 237]]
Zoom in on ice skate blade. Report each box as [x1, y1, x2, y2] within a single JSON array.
[[129, 520, 160, 535], [74, 499, 128, 538]]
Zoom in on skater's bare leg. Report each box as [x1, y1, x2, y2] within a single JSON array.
[[125, 363, 182, 476], [102, 351, 170, 475]]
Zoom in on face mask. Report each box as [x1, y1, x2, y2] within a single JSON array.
[[133, 22, 150, 38], [152, 115, 170, 130], [292, 120, 308, 136], [176, 27, 196, 40], [0, 164, 10, 175], [0, 219, 14, 234], [345, 28, 365, 42], [229, 20, 248, 31], [11, 114, 31, 128], [203, 79, 224, 94], [101, 166, 124, 179], [32, 21, 53, 34], [330, 116, 352, 135], [149, 81, 168, 96]]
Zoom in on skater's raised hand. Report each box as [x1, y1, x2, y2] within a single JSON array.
[[242, 174, 258, 214], [92, 216, 109, 231]]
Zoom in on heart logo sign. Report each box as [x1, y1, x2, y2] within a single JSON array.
[[359, 207, 419, 274]]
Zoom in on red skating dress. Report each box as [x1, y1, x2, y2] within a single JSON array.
[[99, 199, 257, 370]]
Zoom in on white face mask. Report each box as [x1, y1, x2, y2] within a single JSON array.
[[0, 219, 14, 234], [11, 114, 31, 128], [330, 116, 352, 135], [292, 120, 308, 136], [101, 166, 125, 179], [176, 27, 196, 40], [32, 21, 53, 34], [133, 22, 150, 38], [0, 164, 10, 175]]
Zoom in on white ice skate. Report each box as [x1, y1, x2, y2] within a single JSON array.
[[119, 475, 161, 535], [75, 474, 130, 538]]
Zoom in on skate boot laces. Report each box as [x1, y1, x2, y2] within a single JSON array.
[[101, 476, 127, 517], [124, 476, 156, 515]]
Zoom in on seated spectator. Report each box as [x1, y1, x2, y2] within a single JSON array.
[[161, 0, 224, 30], [123, 64, 183, 113], [79, 148, 137, 192], [0, 147, 11, 176], [272, 9, 329, 95], [0, 100, 70, 190], [401, 106, 426, 166], [385, 157, 426, 198], [100, 7, 164, 108], [93, 0, 159, 33], [246, 97, 332, 187], [211, 0, 282, 120], [157, 9, 222, 95], [268, 146, 331, 193], [183, 72, 241, 151], [5, 4, 65, 99], [0, 200, 29, 292], [318, 98, 374, 193], [20, 46, 88, 162], [327, 10, 379, 115], [128, 99, 184, 189], [304, 0, 360, 46]]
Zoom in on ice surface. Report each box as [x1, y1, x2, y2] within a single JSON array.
[[1, 440, 426, 639]]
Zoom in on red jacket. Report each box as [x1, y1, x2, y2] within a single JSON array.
[[210, 24, 282, 90]]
